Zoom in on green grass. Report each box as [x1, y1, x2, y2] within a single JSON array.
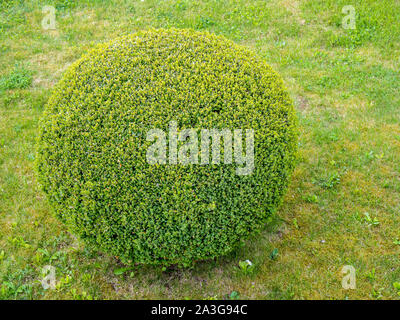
[[0, 0, 399, 300], [0, 64, 33, 91]]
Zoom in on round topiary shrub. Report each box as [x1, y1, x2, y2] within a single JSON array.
[[36, 28, 298, 267]]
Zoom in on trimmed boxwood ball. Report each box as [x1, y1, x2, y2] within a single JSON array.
[[36, 28, 298, 266]]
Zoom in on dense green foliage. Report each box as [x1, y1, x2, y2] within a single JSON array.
[[36, 28, 297, 266]]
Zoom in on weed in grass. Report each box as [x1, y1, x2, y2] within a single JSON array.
[[113, 267, 132, 276], [315, 171, 341, 189], [70, 288, 94, 300], [55, 274, 72, 291], [393, 282, 400, 296], [303, 194, 319, 203], [366, 268, 376, 282], [7, 236, 30, 249], [363, 212, 380, 227], [0, 65, 32, 91], [227, 291, 240, 300], [371, 287, 383, 300], [238, 260, 254, 275], [269, 248, 279, 260]]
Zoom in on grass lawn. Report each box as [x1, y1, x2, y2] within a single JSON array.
[[1, 0, 399, 300]]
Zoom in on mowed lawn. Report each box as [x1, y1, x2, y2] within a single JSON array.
[[1, 0, 399, 299]]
